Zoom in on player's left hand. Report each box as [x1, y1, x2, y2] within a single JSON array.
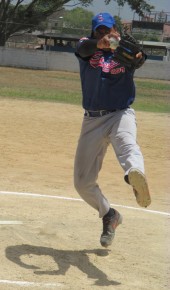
[[113, 34, 147, 69]]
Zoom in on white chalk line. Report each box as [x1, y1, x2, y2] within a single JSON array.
[[0, 191, 169, 288], [0, 190, 170, 217], [0, 279, 62, 288], [0, 221, 23, 225]]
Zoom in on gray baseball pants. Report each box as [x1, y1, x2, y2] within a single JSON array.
[[74, 108, 144, 218]]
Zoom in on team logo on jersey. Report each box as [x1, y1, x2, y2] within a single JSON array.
[[89, 51, 125, 75]]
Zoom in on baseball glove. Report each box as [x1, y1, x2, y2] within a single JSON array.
[[114, 34, 147, 69]]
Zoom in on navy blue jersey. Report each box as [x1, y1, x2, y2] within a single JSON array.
[[76, 37, 136, 111]]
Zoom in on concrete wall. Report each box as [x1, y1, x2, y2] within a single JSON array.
[[0, 47, 170, 80]]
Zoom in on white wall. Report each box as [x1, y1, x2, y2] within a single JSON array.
[[0, 47, 170, 80]]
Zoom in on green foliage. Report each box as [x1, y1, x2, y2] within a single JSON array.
[[106, 0, 154, 16], [113, 16, 123, 33], [0, 0, 155, 46], [60, 7, 93, 35], [134, 33, 159, 42], [0, 1, 70, 46], [63, 8, 93, 29], [148, 34, 160, 42]]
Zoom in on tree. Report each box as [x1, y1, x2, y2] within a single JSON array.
[[0, 0, 154, 46], [113, 16, 123, 34], [0, 1, 69, 46], [105, 0, 154, 16], [60, 7, 93, 35]]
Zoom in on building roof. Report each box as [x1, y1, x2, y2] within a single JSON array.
[[37, 33, 80, 42], [37, 33, 170, 49]]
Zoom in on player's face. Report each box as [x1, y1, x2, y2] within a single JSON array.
[[94, 26, 116, 39]]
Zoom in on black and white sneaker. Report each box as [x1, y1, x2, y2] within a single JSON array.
[[128, 168, 151, 207], [100, 208, 123, 248]]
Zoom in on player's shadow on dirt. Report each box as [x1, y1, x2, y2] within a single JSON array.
[[5, 244, 121, 286]]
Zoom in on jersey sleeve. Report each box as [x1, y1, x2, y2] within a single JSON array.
[[75, 37, 98, 59]]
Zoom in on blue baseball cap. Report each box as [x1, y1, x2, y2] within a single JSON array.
[[92, 13, 116, 31]]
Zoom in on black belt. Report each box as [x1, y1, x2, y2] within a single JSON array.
[[84, 109, 125, 117]]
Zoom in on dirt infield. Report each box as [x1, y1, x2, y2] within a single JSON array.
[[0, 98, 170, 290]]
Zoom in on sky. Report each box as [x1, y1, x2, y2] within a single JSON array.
[[66, 0, 170, 21]]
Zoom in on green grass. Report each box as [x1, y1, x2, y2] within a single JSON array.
[[0, 67, 82, 105], [0, 87, 82, 105], [0, 67, 170, 113], [132, 79, 170, 113]]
